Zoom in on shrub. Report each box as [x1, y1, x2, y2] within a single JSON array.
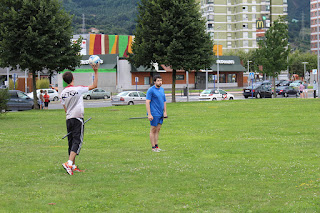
[[0, 89, 9, 113], [36, 78, 50, 89]]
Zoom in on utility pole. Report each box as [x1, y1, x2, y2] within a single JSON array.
[[82, 14, 86, 34]]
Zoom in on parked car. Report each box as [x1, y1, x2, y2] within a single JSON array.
[[275, 86, 298, 97], [243, 85, 273, 98], [111, 91, 146, 105], [275, 80, 287, 87], [280, 80, 292, 86], [83, 88, 110, 100], [254, 80, 272, 88], [27, 89, 59, 101], [7, 90, 35, 111], [289, 80, 303, 87], [199, 89, 234, 101]]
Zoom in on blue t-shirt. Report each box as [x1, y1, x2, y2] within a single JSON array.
[[146, 85, 166, 117]]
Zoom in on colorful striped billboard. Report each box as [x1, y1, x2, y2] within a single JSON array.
[[89, 34, 134, 57]]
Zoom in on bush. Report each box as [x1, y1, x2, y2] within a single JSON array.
[[36, 78, 50, 89], [9, 79, 18, 90], [0, 89, 9, 113]]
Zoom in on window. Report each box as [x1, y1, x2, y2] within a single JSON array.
[[227, 24, 232, 30], [227, 33, 231, 37], [130, 92, 139, 97], [208, 24, 213, 29], [243, 6, 248, 12], [243, 32, 248, 38], [243, 40, 248, 47], [227, 16, 232, 22], [208, 6, 213, 11], [227, 74, 237, 83], [207, 15, 214, 21], [138, 92, 146, 97], [208, 75, 217, 83], [144, 77, 150, 85], [252, 6, 256, 12], [227, 41, 232, 48], [176, 75, 185, 80], [252, 14, 256, 21], [242, 23, 248, 29], [219, 74, 226, 83], [243, 14, 248, 21]]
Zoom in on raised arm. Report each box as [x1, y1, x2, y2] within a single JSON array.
[[88, 63, 99, 90]]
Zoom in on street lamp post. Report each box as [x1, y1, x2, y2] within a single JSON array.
[[247, 60, 253, 98], [302, 62, 308, 81]]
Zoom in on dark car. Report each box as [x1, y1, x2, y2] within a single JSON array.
[[275, 80, 287, 87], [281, 80, 292, 86], [243, 85, 273, 99], [7, 90, 34, 111], [276, 86, 298, 97]]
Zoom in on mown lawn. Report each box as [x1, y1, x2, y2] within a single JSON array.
[[1, 98, 320, 212]]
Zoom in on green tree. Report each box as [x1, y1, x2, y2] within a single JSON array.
[[255, 16, 290, 97], [0, 88, 9, 114], [129, 0, 214, 102], [224, 49, 258, 73], [0, 0, 81, 109], [289, 50, 317, 78]]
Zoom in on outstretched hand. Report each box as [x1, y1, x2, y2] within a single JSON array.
[[91, 63, 100, 72]]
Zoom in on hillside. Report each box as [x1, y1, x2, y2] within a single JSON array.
[[62, 0, 139, 35], [288, 0, 310, 52], [62, 0, 310, 51]]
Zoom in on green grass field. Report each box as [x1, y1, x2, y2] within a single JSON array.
[[1, 99, 320, 212]]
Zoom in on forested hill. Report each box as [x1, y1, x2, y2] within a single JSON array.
[[288, 0, 310, 52], [62, 0, 139, 35], [62, 0, 310, 51]]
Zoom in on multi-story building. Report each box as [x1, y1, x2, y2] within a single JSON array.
[[311, 0, 320, 53], [200, 0, 288, 53]]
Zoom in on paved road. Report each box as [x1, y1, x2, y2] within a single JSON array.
[[48, 90, 317, 110]]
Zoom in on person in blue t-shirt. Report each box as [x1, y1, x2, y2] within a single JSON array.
[[146, 75, 167, 152]]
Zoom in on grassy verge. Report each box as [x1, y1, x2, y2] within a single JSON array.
[[1, 99, 320, 212]]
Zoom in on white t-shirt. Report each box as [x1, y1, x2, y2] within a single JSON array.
[[60, 86, 89, 120]]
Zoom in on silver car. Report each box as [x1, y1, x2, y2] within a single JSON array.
[[83, 88, 110, 100], [111, 91, 146, 105]]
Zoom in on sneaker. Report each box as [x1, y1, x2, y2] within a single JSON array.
[[152, 148, 160, 152], [73, 166, 84, 172], [62, 162, 73, 175], [156, 147, 162, 151]]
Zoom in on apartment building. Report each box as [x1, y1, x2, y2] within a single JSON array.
[[200, 0, 288, 53], [311, 0, 320, 53]]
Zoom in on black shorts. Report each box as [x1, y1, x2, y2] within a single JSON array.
[[44, 102, 49, 107], [66, 118, 84, 155]]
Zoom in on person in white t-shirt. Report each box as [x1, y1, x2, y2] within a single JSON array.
[[60, 63, 99, 175]]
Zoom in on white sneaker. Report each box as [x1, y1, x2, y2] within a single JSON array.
[[156, 147, 162, 151], [152, 148, 160, 152]]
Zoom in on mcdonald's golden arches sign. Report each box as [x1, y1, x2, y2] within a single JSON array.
[[256, 20, 265, 29]]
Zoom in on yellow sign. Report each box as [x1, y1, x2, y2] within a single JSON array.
[[256, 20, 265, 29], [213, 45, 223, 56]]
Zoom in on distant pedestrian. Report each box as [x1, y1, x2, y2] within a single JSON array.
[[303, 81, 308, 99], [39, 90, 44, 109], [43, 90, 50, 109], [299, 83, 305, 98]]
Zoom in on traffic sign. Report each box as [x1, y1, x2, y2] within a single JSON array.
[[312, 69, 317, 75], [249, 72, 254, 79]]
